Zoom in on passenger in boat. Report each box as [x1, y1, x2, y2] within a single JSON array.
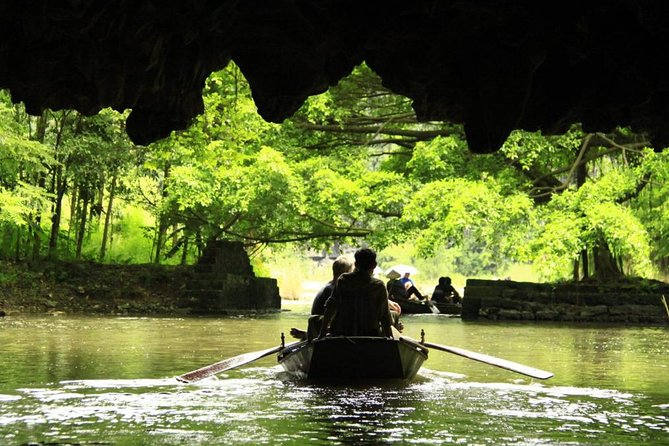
[[388, 299, 404, 332], [431, 276, 461, 304], [290, 254, 402, 341], [318, 248, 394, 338], [401, 272, 425, 301], [387, 272, 424, 301], [304, 255, 354, 340], [386, 276, 406, 299]]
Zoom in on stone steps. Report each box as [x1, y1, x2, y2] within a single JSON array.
[[182, 240, 280, 313]]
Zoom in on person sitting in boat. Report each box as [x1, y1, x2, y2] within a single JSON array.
[[387, 272, 424, 301], [400, 272, 425, 301], [303, 255, 354, 340], [290, 254, 403, 341], [431, 276, 461, 304], [318, 248, 394, 339]]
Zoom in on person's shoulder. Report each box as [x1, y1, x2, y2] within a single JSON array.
[[315, 281, 333, 295], [336, 271, 356, 285], [370, 277, 386, 288]]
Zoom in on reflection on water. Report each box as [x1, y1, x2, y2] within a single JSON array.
[[1, 366, 667, 445], [0, 312, 668, 445]]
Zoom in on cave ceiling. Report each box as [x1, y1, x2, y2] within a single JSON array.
[[1, 1, 668, 153]]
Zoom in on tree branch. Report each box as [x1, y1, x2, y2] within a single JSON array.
[[221, 229, 372, 244], [296, 123, 456, 140], [364, 207, 402, 218]]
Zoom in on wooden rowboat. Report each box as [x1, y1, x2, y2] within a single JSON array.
[[277, 336, 429, 380], [390, 296, 462, 315], [177, 333, 553, 384]]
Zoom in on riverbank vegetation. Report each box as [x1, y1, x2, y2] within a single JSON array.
[[1, 63, 669, 305]]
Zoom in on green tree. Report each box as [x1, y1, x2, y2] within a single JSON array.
[[0, 92, 53, 259]]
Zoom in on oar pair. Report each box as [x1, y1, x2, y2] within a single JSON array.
[[177, 334, 553, 383]]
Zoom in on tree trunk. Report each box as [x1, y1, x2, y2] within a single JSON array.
[[580, 249, 589, 280], [96, 179, 105, 226], [75, 187, 90, 259], [48, 165, 66, 259], [592, 238, 622, 280], [195, 229, 203, 259], [31, 217, 42, 260], [67, 182, 78, 251], [153, 163, 171, 264], [47, 111, 72, 258], [14, 226, 21, 261], [30, 113, 48, 261], [99, 170, 117, 261], [180, 235, 189, 265], [575, 140, 590, 280], [31, 174, 46, 261], [154, 215, 167, 264]]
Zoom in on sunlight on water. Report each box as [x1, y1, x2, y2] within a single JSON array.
[[1, 315, 668, 445], [0, 365, 666, 445]]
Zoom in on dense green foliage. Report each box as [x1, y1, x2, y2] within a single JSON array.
[[1, 63, 668, 283]]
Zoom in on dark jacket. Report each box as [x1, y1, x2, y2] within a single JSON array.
[[325, 270, 392, 337], [311, 281, 335, 315]]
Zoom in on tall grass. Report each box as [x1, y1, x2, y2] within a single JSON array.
[[85, 205, 156, 264], [261, 247, 333, 300], [377, 243, 540, 296]]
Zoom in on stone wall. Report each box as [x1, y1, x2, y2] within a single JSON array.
[[462, 279, 669, 324], [181, 240, 280, 314]]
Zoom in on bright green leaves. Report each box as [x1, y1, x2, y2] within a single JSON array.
[[3, 55, 669, 281], [402, 178, 533, 259], [407, 136, 464, 183], [0, 96, 54, 228], [305, 167, 364, 221], [587, 202, 652, 274], [0, 182, 51, 226], [501, 126, 582, 172], [531, 161, 656, 279], [530, 210, 584, 279], [164, 142, 306, 241]]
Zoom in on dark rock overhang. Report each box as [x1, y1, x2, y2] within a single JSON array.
[[1, 1, 668, 153]]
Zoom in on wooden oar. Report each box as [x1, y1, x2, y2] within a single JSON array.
[[177, 341, 300, 383], [400, 336, 554, 380], [426, 299, 441, 314]]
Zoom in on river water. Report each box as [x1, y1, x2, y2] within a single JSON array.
[[0, 301, 667, 445]]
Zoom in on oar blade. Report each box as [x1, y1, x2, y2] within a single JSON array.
[[177, 344, 283, 383], [402, 337, 554, 380], [431, 343, 554, 379]]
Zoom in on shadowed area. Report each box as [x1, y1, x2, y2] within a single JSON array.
[[2, 1, 669, 152]]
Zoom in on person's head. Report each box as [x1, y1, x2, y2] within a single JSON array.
[[403, 272, 411, 279], [354, 248, 377, 273], [332, 255, 354, 280], [444, 276, 452, 285], [438, 276, 447, 286]]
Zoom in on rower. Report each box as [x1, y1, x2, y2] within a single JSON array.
[[318, 248, 393, 339]]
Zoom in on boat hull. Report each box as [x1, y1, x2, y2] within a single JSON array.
[[277, 336, 428, 380], [391, 297, 462, 315], [434, 302, 462, 314]]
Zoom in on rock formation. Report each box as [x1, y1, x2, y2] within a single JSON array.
[[2, 1, 669, 152], [183, 240, 280, 313]]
